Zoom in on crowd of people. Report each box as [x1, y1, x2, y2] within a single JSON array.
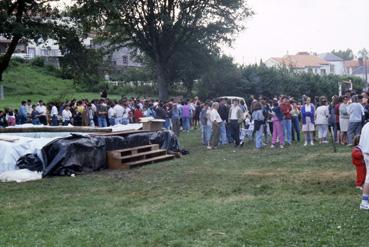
[[1, 91, 369, 209]]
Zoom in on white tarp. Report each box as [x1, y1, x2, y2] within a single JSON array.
[[0, 169, 42, 183], [0, 135, 57, 174]]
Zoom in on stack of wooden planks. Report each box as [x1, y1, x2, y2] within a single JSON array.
[[107, 144, 175, 169]]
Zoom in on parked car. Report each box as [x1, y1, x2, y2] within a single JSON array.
[[215, 96, 246, 105]]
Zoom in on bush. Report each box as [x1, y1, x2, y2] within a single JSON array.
[[30, 57, 45, 67]]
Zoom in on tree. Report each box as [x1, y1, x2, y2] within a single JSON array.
[[331, 49, 354, 61], [0, 0, 64, 81], [72, 0, 253, 100], [56, 26, 105, 84]]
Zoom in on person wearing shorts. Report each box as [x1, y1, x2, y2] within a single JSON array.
[[301, 97, 315, 146]]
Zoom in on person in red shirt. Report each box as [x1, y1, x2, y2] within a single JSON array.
[[280, 96, 292, 145], [133, 104, 144, 123], [352, 135, 366, 189]]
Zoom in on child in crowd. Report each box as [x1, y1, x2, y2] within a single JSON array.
[[271, 100, 284, 148], [7, 111, 16, 126], [352, 135, 366, 190]]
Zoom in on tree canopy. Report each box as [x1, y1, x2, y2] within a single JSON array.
[[0, 0, 64, 81], [72, 0, 253, 100]]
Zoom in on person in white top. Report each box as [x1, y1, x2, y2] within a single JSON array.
[[315, 98, 330, 144], [207, 102, 222, 150], [113, 101, 124, 125], [62, 106, 72, 126], [359, 122, 369, 209], [51, 104, 59, 126]]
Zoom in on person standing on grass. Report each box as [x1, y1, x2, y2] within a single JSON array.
[[315, 97, 330, 144], [108, 101, 116, 126], [0, 111, 7, 128], [347, 95, 364, 146], [199, 103, 209, 145], [291, 100, 301, 143], [50, 103, 59, 126], [228, 99, 243, 147], [207, 102, 222, 150], [301, 97, 315, 146], [37, 101, 48, 125], [362, 92, 369, 124], [96, 99, 108, 127], [171, 102, 181, 137], [62, 105, 72, 126], [26, 99, 32, 121], [18, 101, 28, 124], [352, 135, 366, 190], [339, 96, 350, 145], [218, 99, 229, 145], [358, 122, 369, 210], [271, 100, 284, 149], [181, 100, 192, 133], [193, 101, 201, 130], [31, 105, 41, 125], [280, 96, 292, 145], [114, 100, 125, 125], [252, 102, 265, 149]]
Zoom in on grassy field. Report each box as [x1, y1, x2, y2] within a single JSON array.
[[0, 130, 364, 246], [0, 62, 121, 109]]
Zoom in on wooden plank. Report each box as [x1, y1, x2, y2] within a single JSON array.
[[125, 154, 175, 167], [0, 126, 112, 133], [120, 149, 167, 161], [108, 144, 159, 155]]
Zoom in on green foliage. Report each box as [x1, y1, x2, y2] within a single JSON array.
[[0, 130, 363, 246], [0, 0, 67, 80], [198, 60, 365, 100], [331, 49, 354, 60], [72, 0, 254, 100], [1, 61, 75, 96], [30, 57, 45, 67]]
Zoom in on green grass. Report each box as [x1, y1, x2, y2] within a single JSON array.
[[0, 62, 122, 109], [0, 130, 364, 246]]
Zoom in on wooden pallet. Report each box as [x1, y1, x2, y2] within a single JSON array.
[[107, 144, 175, 169]]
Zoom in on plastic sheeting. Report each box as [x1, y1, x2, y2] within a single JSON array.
[[0, 169, 42, 183], [11, 130, 181, 178], [0, 136, 57, 174], [42, 134, 107, 177]]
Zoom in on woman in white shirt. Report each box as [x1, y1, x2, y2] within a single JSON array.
[[207, 102, 222, 150], [315, 98, 330, 144], [62, 106, 72, 126], [339, 96, 350, 145]]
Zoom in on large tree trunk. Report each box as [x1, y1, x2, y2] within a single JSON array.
[[0, 36, 21, 81], [156, 63, 169, 101]]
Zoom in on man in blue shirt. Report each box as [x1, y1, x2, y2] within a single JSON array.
[[18, 101, 28, 124]]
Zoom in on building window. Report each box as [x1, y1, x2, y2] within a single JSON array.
[[321, 69, 326, 75], [330, 64, 335, 74], [122, 55, 128, 66]]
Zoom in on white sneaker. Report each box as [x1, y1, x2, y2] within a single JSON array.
[[280, 145, 284, 149], [207, 146, 212, 150], [304, 142, 308, 146], [360, 202, 369, 210], [271, 145, 275, 148], [310, 142, 314, 146]]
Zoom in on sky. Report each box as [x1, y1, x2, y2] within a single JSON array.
[[59, 0, 369, 65], [224, 0, 369, 64]]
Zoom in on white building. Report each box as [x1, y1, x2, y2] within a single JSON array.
[[318, 53, 345, 75], [265, 52, 331, 75], [0, 36, 62, 67]]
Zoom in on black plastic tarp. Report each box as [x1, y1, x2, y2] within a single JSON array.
[[16, 130, 181, 177], [41, 134, 106, 177]]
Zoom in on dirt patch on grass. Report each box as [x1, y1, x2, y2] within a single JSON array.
[[243, 169, 353, 180], [211, 194, 256, 204]]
